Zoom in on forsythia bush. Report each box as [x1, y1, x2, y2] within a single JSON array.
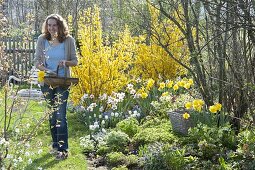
[[70, 5, 189, 105]]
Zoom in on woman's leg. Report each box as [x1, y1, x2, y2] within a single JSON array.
[[55, 87, 69, 151], [41, 85, 58, 149]]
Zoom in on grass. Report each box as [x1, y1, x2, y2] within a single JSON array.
[[25, 111, 88, 170], [0, 92, 89, 170]]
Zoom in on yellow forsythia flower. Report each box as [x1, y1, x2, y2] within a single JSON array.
[[183, 112, 190, 119], [37, 71, 45, 83], [141, 92, 148, 99], [209, 105, 218, 113], [173, 84, 179, 91], [185, 102, 192, 109]]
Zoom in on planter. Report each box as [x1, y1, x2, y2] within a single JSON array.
[[167, 110, 194, 135]]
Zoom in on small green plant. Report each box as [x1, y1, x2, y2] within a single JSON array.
[[106, 152, 126, 167], [105, 130, 130, 152], [116, 117, 140, 137]]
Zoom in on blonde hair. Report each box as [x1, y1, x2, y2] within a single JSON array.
[[42, 14, 69, 43]]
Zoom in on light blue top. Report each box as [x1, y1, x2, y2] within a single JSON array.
[[45, 40, 65, 77]]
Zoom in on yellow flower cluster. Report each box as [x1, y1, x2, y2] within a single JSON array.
[[37, 71, 45, 83], [185, 99, 204, 112], [209, 103, 222, 113]]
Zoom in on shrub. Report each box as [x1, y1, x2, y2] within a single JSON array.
[[116, 117, 140, 138], [106, 152, 126, 167], [134, 127, 175, 145], [105, 131, 130, 152]]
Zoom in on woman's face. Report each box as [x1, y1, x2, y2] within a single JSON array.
[[47, 18, 58, 38]]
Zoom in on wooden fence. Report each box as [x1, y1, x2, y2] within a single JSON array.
[[0, 37, 37, 78]]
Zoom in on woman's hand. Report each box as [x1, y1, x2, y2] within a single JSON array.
[[59, 60, 66, 67]]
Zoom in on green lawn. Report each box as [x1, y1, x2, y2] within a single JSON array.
[[0, 96, 88, 170], [25, 111, 88, 170]]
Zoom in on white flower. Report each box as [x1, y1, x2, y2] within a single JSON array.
[[127, 83, 134, 90], [101, 120, 105, 125], [94, 114, 97, 118], [111, 104, 117, 110], [99, 115, 102, 119], [81, 94, 88, 100], [25, 151, 30, 156], [114, 112, 119, 117], [90, 94, 94, 99], [38, 149, 43, 154], [133, 110, 138, 115], [99, 93, 107, 100], [18, 157, 23, 162], [38, 167, 43, 170], [15, 128, 20, 133], [94, 121, 99, 126], [101, 128, 106, 133], [99, 106, 104, 112], [130, 89, 136, 95], [105, 115, 109, 120], [111, 112, 115, 117], [26, 123, 30, 128], [6, 154, 13, 159], [28, 158, 33, 164]]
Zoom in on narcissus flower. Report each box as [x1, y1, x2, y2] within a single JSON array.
[[185, 102, 192, 109], [183, 112, 190, 119], [37, 71, 45, 83], [173, 84, 179, 91], [209, 105, 218, 113], [140, 92, 148, 99], [158, 82, 166, 90], [166, 80, 174, 88]]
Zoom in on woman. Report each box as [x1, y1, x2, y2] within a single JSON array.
[[34, 14, 78, 160]]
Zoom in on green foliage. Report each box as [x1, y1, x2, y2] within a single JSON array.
[[138, 142, 168, 170], [188, 123, 237, 159], [105, 130, 130, 152], [134, 127, 175, 145], [111, 165, 128, 170], [134, 118, 174, 145], [126, 154, 139, 167], [116, 117, 140, 137], [106, 152, 126, 167], [162, 145, 187, 169], [97, 145, 110, 156], [237, 129, 255, 157]]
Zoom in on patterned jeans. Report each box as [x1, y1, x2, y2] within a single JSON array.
[[41, 84, 69, 151]]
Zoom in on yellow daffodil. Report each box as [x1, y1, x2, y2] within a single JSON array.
[[173, 84, 179, 91], [183, 112, 190, 119], [146, 78, 155, 90], [161, 92, 169, 97], [184, 83, 191, 89], [177, 80, 185, 87], [158, 82, 166, 90], [209, 105, 218, 113], [141, 92, 148, 99], [215, 103, 222, 111], [185, 102, 192, 109], [166, 80, 174, 88], [38, 71, 45, 83], [188, 79, 194, 85]]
